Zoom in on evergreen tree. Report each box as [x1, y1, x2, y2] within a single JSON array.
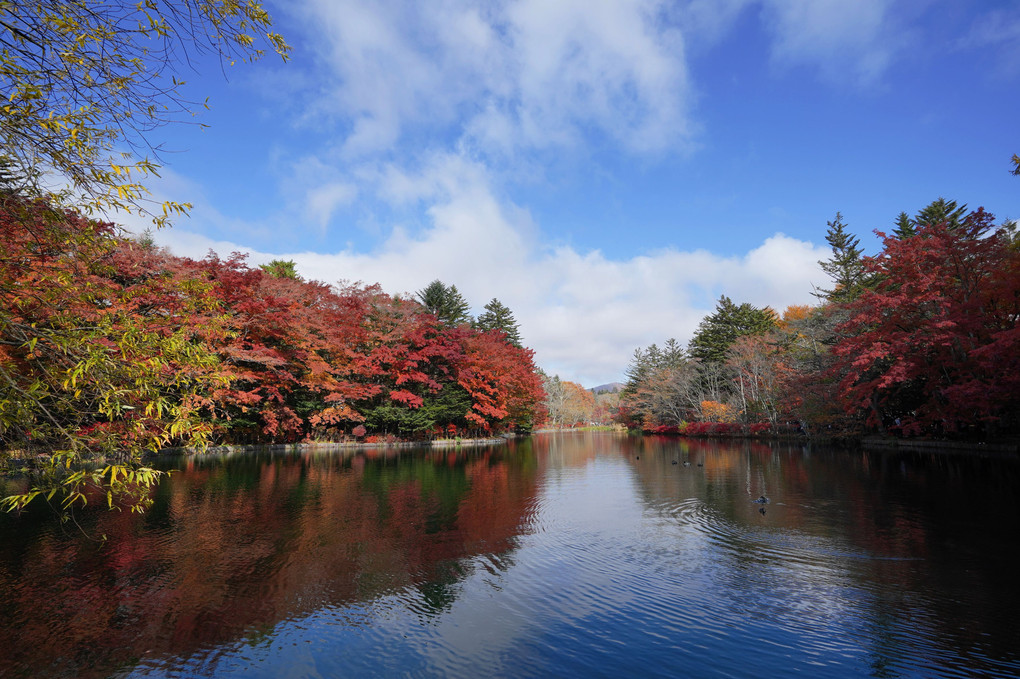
[[1003, 220, 1019, 251], [260, 259, 300, 280], [622, 339, 685, 395], [815, 212, 866, 304], [892, 211, 916, 239], [622, 345, 655, 396], [661, 338, 686, 367], [688, 296, 777, 363], [474, 298, 523, 347], [915, 197, 967, 230], [135, 228, 157, 251], [416, 280, 472, 326]]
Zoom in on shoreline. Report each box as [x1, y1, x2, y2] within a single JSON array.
[[638, 432, 1019, 454], [7, 430, 1017, 469], [859, 437, 1019, 455], [154, 436, 512, 459]]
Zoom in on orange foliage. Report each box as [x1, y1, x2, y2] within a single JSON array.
[[562, 381, 596, 425], [780, 304, 813, 329], [700, 400, 737, 423]]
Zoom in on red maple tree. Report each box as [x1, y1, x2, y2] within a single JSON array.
[[832, 209, 1020, 436]]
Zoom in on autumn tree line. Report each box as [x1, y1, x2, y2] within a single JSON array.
[[1, 190, 546, 447], [0, 187, 549, 510], [617, 198, 1020, 441]]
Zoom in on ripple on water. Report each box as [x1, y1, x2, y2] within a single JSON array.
[[596, 496, 921, 671], [646, 494, 1009, 679]]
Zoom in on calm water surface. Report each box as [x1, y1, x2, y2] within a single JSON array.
[[1, 432, 1018, 678]]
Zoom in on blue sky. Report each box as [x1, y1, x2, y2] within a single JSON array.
[[137, 0, 1020, 387]]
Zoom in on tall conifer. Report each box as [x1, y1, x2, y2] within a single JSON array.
[[416, 280, 472, 326], [815, 212, 866, 304], [475, 298, 523, 347], [688, 296, 777, 363], [892, 212, 916, 239], [915, 197, 967, 230]]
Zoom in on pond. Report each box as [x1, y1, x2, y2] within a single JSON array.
[[1, 432, 1018, 678]]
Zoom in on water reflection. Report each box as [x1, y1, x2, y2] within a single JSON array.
[[0, 433, 1017, 678], [0, 445, 539, 678]]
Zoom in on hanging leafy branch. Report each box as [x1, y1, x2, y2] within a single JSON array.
[[0, 190, 229, 515], [0, 0, 289, 225]]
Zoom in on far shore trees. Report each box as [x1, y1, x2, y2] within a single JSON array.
[[618, 197, 1020, 441], [619, 298, 784, 431], [540, 374, 594, 426]]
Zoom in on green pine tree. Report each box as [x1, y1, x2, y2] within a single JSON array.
[[661, 338, 686, 368], [416, 280, 472, 326], [688, 296, 777, 363], [474, 298, 523, 347], [915, 197, 967, 230], [815, 212, 866, 304], [892, 211, 916, 239], [135, 228, 157, 251], [260, 259, 300, 280]]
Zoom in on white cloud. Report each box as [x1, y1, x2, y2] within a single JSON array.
[[759, 0, 899, 85], [255, 0, 926, 257], [289, 0, 920, 166], [502, 0, 691, 153], [267, 0, 920, 248], [293, 0, 694, 158], [679, 0, 904, 86], [305, 182, 357, 229], [154, 154, 827, 387]]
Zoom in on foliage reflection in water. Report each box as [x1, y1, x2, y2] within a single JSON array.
[[0, 433, 1018, 678]]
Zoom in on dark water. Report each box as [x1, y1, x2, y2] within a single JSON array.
[[1, 433, 1018, 678]]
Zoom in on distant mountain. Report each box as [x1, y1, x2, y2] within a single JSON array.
[[591, 382, 623, 394]]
